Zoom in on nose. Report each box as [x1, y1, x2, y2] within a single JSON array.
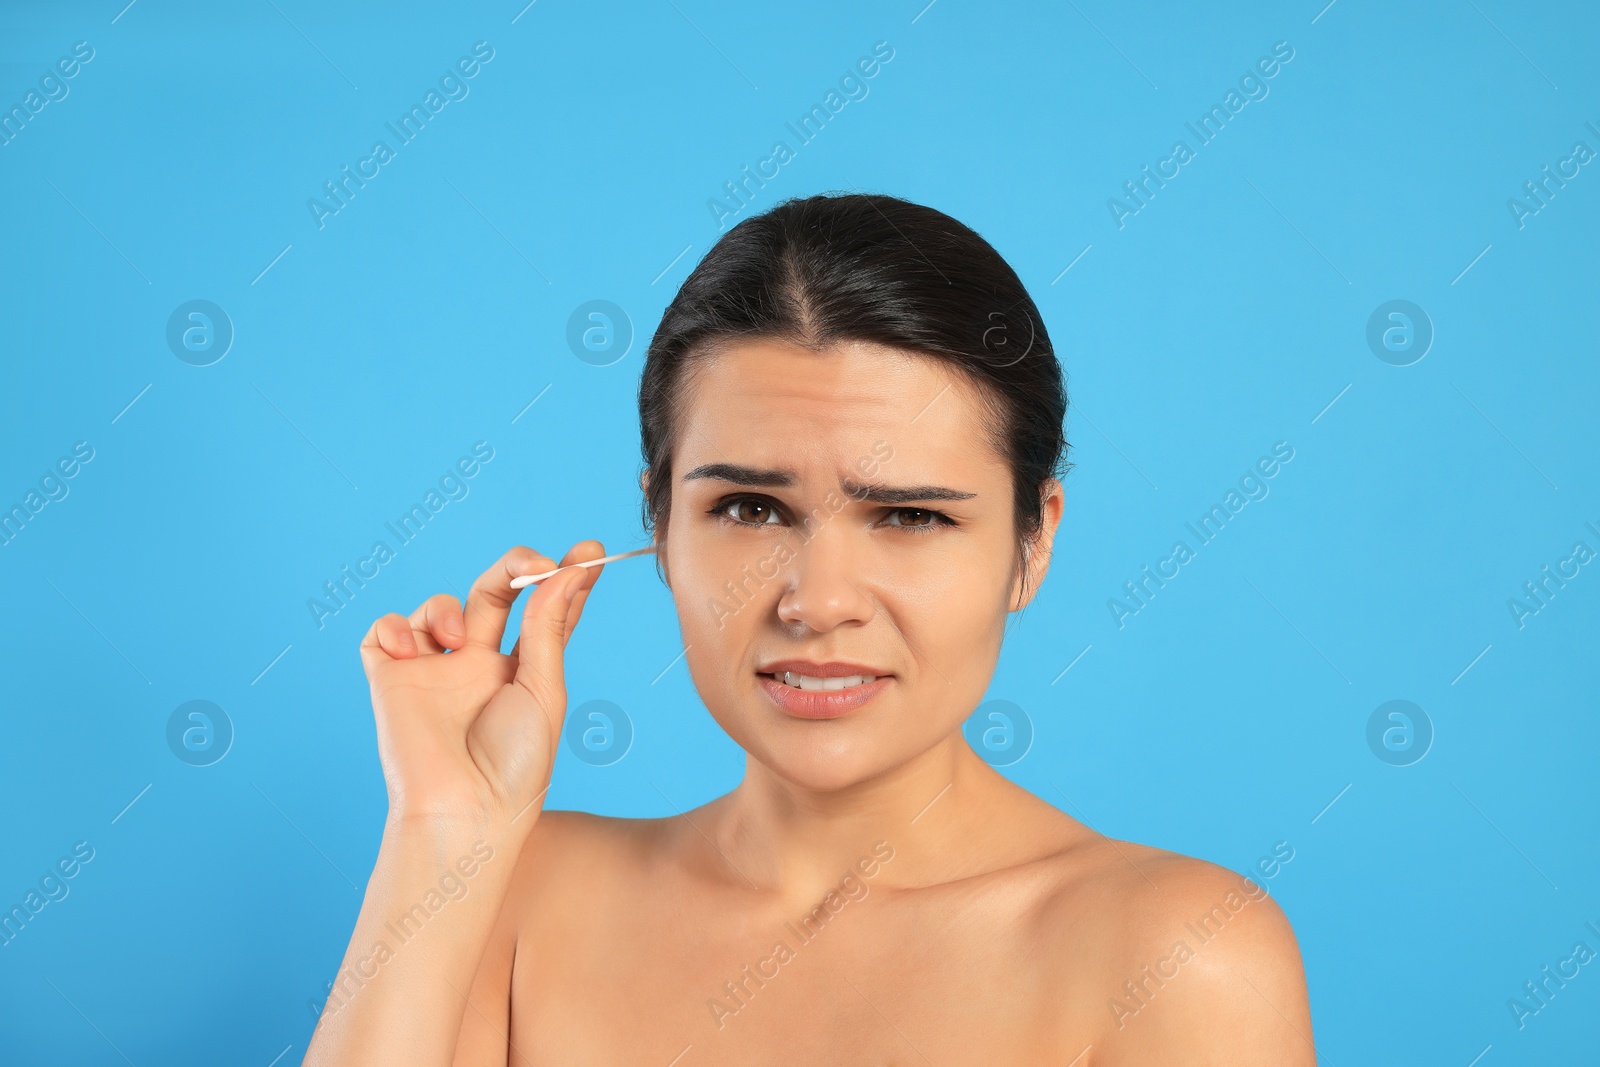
[[774, 523, 876, 633]]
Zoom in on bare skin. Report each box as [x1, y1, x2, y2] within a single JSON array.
[[306, 339, 1315, 1066]]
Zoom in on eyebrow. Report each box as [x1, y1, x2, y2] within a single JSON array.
[[681, 462, 976, 505]]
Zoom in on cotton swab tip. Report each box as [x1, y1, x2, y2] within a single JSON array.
[[508, 544, 657, 589]]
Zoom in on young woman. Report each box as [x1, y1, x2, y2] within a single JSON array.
[[304, 193, 1315, 1065]]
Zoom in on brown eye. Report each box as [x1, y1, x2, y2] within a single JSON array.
[[716, 497, 782, 525], [889, 508, 934, 527]]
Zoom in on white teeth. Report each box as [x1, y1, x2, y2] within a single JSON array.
[[777, 671, 877, 691]]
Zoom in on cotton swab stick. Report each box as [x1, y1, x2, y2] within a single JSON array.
[[508, 544, 657, 589]]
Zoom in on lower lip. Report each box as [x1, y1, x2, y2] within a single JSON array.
[[758, 674, 891, 719]]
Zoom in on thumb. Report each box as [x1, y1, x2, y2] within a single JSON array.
[[512, 567, 585, 709], [468, 567, 585, 810]]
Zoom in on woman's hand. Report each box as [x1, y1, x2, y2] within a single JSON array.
[[358, 542, 607, 831]]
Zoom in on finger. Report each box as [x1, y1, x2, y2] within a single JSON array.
[[505, 541, 606, 672], [556, 540, 607, 642], [467, 564, 585, 812], [564, 585, 594, 645], [502, 537, 608, 671], [360, 612, 418, 666], [462, 546, 558, 653], [407, 593, 465, 654], [511, 566, 587, 711]]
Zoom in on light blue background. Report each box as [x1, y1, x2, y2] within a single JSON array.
[[2, 0, 1596, 1063]]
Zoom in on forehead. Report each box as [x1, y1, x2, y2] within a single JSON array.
[[674, 338, 1004, 479]]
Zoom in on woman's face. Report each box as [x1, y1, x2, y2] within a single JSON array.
[[655, 338, 1061, 792]]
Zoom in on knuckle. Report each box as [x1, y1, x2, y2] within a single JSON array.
[[425, 592, 461, 614], [515, 669, 564, 709], [378, 614, 413, 642], [511, 544, 554, 568], [499, 546, 535, 571]]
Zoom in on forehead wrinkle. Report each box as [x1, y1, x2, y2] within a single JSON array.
[[679, 341, 997, 454], [690, 341, 927, 417], [672, 340, 1008, 495]]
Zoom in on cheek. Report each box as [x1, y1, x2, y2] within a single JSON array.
[[893, 571, 1008, 687], [667, 534, 794, 717], [872, 530, 1010, 618], [669, 523, 773, 626]]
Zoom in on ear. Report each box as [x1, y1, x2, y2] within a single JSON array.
[[1010, 477, 1063, 612], [640, 468, 670, 588]]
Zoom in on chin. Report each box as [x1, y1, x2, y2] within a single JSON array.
[[726, 714, 928, 793], [764, 745, 885, 793]]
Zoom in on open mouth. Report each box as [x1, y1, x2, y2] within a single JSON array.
[[756, 669, 891, 719], [762, 671, 880, 692]]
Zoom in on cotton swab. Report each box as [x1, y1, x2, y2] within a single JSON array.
[[508, 544, 657, 589]]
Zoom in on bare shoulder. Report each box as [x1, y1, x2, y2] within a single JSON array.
[[1031, 834, 1314, 1066], [451, 810, 661, 1064], [503, 808, 666, 908]]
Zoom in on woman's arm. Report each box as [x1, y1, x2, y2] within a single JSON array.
[[451, 820, 545, 1067], [305, 814, 528, 1064], [303, 542, 608, 1066]]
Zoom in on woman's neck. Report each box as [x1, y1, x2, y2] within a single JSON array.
[[699, 733, 1052, 906]]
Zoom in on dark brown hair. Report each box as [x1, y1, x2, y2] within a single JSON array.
[[637, 191, 1070, 599]]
